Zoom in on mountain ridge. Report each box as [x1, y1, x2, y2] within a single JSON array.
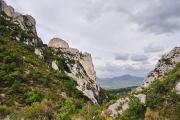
[[97, 74, 144, 89]]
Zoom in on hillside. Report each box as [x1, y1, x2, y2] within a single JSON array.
[[105, 47, 180, 120], [0, 1, 109, 119], [98, 75, 143, 89], [0, 1, 180, 120]]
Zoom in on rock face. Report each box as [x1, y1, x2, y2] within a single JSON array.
[[135, 94, 146, 104], [108, 97, 129, 117], [48, 37, 100, 103], [48, 38, 69, 49], [0, 0, 43, 46], [35, 48, 43, 58], [142, 47, 180, 88]]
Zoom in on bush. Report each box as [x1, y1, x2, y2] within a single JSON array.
[[10, 100, 55, 120], [0, 105, 11, 119], [25, 91, 43, 105], [121, 98, 145, 120], [57, 99, 76, 120], [146, 94, 164, 109]]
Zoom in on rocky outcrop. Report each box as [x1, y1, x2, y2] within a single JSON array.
[[107, 97, 129, 117], [51, 61, 59, 71], [35, 48, 43, 58], [175, 82, 180, 94], [48, 38, 100, 103], [106, 47, 180, 118], [48, 38, 69, 49], [142, 47, 180, 88], [0, 0, 43, 46], [135, 94, 146, 104]]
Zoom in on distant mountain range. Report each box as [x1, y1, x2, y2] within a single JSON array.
[[97, 74, 144, 89]]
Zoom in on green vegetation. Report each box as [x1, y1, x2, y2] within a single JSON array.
[[0, 12, 128, 120], [118, 64, 180, 120], [120, 98, 145, 120], [144, 64, 180, 120], [2, 8, 180, 120]]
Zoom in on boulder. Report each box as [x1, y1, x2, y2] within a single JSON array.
[[48, 38, 69, 49], [135, 94, 146, 104], [35, 48, 43, 58], [108, 97, 129, 117], [51, 61, 59, 71]]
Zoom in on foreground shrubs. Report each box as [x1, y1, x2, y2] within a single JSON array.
[[120, 98, 145, 120]]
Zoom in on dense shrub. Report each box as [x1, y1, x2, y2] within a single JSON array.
[[25, 91, 43, 105], [120, 98, 145, 120]]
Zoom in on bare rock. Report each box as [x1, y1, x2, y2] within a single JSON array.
[[79, 52, 96, 83], [175, 82, 180, 94], [0, 0, 15, 17], [135, 94, 146, 104], [0, 93, 5, 98], [108, 97, 129, 117], [47, 40, 100, 103], [51, 61, 59, 70], [35, 48, 43, 58], [0, 0, 43, 46], [48, 38, 69, 49]]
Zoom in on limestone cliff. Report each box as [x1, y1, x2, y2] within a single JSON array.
[[0, 0, 43, 46], [47, 38, 100, 103]]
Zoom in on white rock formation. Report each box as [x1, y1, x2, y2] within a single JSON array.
[[175, 82, 180, 94], [142, 47, 180, 88], [48, 38, 69, 49], [108, 97, 129, 117], [47, 38, 100, 103], [0, 0, 14, 17], [35, 48, 43, 58], [0, 0, 43, 46], [51, 61, 59, 71], [135, 94, 146, 104], [79, 52, 96, 82]]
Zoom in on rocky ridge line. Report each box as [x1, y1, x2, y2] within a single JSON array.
[[107, 47, 180, 117]]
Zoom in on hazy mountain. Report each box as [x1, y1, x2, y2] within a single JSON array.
[[97, 74, 144, 89]]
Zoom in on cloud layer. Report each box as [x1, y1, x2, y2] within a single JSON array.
[[5, 0, 180, 77]]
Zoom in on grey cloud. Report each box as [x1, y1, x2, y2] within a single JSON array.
[[5, 0, 180, 78], [144, 44, 164, 53], [115, 53, 129, 61], [131, 0, 180, 34], [130, 54, 149, 62]]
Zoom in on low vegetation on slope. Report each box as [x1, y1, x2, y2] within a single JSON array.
[[0, 11, 89, 119], [0, 11, 131, 120], [117, 63, 180, 120]]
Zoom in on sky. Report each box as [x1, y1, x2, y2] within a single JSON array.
[[5, 0, 180, 78]]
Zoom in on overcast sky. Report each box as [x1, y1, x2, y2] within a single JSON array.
[[5, 0, 180, 78]]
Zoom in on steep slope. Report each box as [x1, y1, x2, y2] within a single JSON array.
[[141, 47, 180, 88], [0, 0, 101, 104], [105, 47, 180, 120], [0, 0, 104, 119]]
